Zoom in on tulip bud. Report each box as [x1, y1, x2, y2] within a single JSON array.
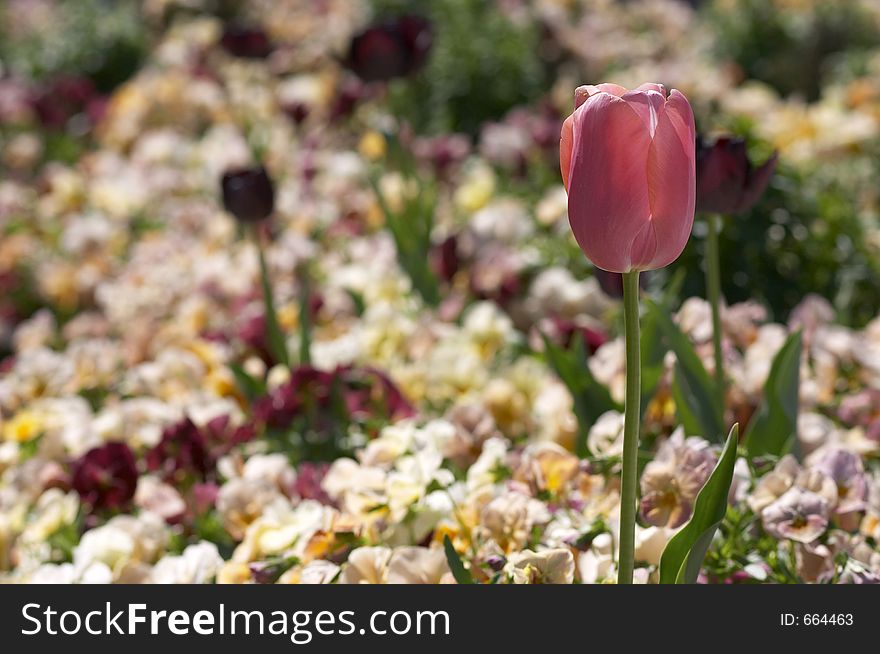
[[346, 14, 433, 82], [560, 83, 696, 273], [695, 135, 778, 214], [221, 166, 275, 223]]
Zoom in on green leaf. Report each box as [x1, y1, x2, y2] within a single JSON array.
[[256, 238, 290, 368], [541, 332, 618, 457], [659, 424, 739, 584], [298, 273, 312, 366], [640, 272, 684, 414], [367, 169, 440, 306], [745, 330, 802, 459], [229, 363, 267, 402], [640, 304, 666, 414], [443, 535, 474, 584], [647, 299, 724, 442]]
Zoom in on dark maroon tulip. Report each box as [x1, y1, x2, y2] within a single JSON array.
[[695, 135, 779, 214], [72, 442, 138, 510], [221, 167, 275, 223], [346, 14, 433, 82], [220, 25, 273, 59], [593, 268, 648, 299]]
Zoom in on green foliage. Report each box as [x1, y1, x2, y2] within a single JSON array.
[[672, 155, 880, 328], [705, 0, 880, 100], [374, 0, 549, 135], [0, 0, 147, 91], [659, 424, 739, 584], [641, 269, 685, 413], [646, 300, 725, 443], [443, 535, 474, 584], [745, 330, 802, 459], [256, 236, 290, 369], [368, 167, 441, 307], [540, 332, 619, 458]]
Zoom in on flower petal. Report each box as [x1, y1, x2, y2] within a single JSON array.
[[567, 93, 652, 272], [560, 113, 574, 191], [642, 89, 695, 270]]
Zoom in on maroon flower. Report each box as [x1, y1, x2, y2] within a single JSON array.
[[71, 442, 138, 510], [695, 135, 778, 214], [432, 234, 461, 283], [346, 15, 433, 82], [548, 317, 607, 355], [146, 418, 212, 482], [220, 25, 273, 59], [254, 365, 414, 434], [221, 167, 275, 223], [292, 462, 333, 504], [30, 75, 100, 130]]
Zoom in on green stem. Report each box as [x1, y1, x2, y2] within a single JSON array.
[[254, 227, 290, 369], [705, 213, 725, 409], [618, 270, 641, 585]]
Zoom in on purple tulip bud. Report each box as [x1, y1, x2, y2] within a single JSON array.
[[695, 135, 778, 214], [346, 14, 433, 82], [221, 166, 275, 223]]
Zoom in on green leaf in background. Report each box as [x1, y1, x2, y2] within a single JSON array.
[[443, 535, 473, 584], [640, 301, 666, 415], [541, 332, 619, 458], [229, 363, 267, 402], [256, 238, 290, 368], [640, 269, 685, 414], [368, 169, 440, 307], [745, 330, 802, 459], [647, 299, 725, 442], [659, 424, 739, 584], [298, 273, 313, 366]]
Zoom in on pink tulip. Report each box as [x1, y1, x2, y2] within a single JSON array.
[[560, 83, 696, 273]]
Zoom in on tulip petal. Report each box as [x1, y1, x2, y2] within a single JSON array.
[[560, 113, 574, 191], [643, 89, 696, 270], [636, 82, 666, 95], [567, 92, 653, 272], [583, 83, 628, 98], [622, 89, 666, 137]]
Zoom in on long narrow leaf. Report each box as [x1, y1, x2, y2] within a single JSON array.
[[647, 299, 724, 442], [658, 423, 739, 584], [298, 273, 312, 366], [443, 535, 473, 584], [745, 330, 802, 459], [541, 332, 618, 457], [256, 238, 290, 368]]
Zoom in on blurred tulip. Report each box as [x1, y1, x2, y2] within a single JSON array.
[[346, 15, 433, 82], [560, 83, 696, 273], [221, 167, 275, 223], [695, 135, 778, 214], [72, 442, 138, 510]]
